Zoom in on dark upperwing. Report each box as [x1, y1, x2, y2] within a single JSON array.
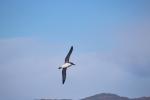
[[65, 46, 73, 63], [62, 68, 67, 84]]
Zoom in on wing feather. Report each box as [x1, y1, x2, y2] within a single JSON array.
[[62, 68, 67, 84], [65, 46, 73, 63]]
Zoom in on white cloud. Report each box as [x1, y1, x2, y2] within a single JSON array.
[[113, 19, 150, 77], [0, 37, 64, 100], [0, 30, 150, 100]]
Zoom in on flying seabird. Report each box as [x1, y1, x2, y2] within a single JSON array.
[[58, 46, 75, 84]]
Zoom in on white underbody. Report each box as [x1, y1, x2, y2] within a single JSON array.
[[61, 63, 72, 68]]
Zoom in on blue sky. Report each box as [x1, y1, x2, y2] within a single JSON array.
[[0, 0, 150, 100]]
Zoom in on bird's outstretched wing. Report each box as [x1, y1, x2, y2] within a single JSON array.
[[62, 68, 67, 84], [65, 46, 73, 63]]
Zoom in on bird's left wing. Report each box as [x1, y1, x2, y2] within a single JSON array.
[[62, 68, 67, 84], [65, 46, 73, 63]]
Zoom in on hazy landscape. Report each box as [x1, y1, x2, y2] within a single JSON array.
[[39, 93, 150, 100], [82, 93, 150, 100]]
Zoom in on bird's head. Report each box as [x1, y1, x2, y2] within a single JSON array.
[[70, 62, 75, 65]]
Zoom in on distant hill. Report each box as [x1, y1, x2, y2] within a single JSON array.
[[81, 93, 150, 100], [39, 93, 150, 100], [37, 99, 72, 100], [39, 99, 71, 100]]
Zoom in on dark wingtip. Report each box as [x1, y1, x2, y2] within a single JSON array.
[[71, 46, 73, 50]]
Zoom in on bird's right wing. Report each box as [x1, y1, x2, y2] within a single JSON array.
[[62, 68, 67, 84], [65, 46, 73, 63]]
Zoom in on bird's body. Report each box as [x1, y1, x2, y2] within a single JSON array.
[[58, 46, 75, 84], [58, 62, 72, 69], [62, 63, 72, 68]]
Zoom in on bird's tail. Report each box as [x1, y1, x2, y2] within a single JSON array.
[[58, 67, 62, 69]]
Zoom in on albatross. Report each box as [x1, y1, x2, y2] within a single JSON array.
[[58, 46, 75, 84]]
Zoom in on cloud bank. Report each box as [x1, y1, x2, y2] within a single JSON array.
[[0, 18, 150, 99]]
